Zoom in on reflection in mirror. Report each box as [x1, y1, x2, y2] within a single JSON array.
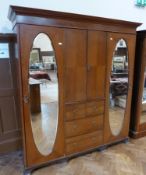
[[140, 68, 146, 124], [109, 39, 128, 136], [0, 43, 9, 58], [29, 33, 58, 155]]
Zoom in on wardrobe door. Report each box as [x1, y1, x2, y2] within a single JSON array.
[[19, 24, 65, 168], [64, 29, 87, 103], [64, 29, 88, 153], [104, 33, 136, 144], [130, 34, 146, 138], [0, 38, 21, 154], [87, 31, 106, 100], [85, 31, 107, 147], [136, 37, 146, 134]]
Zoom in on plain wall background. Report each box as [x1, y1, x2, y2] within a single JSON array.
[[0, 0, 146, 33]]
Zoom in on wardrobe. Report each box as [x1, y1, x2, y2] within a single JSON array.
[[130, 31, 146, 138], [8, 5, 140, 173]]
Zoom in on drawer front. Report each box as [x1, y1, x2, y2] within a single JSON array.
[[65, 115, 103, 138], [66, 131, 103, 155], [65, 101, 104, 121], [86, 101, 104, 116], [65, 103, 86, 121]]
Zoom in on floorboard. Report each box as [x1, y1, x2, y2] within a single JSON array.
[[1, 137, 146, 175]]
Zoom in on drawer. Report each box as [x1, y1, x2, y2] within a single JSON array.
[[66, 131, 103, 155], [86, 101, 104, 116], [65, 115, 103, 138], [65, 103, 86, 121]]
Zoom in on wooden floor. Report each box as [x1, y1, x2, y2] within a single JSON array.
[[1, 137, 146, 175], [0, 151, 23, 175]]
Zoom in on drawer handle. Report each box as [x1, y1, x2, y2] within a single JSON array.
[[92, 137, 96, 141], [92, 121, 97, 126], [73, 142, 77, 146], [24, 96, 29, 103], [93, 106, 98, 110], [87, 106, 97, 111], [73, 124, 77, 129], [73, 110, 78, 114]]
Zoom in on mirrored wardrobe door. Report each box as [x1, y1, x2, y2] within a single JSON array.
[[140, 67, 146, 124], [109, 39, 128, 136], [19, 25, 65, 167], [29, 33, 58, 156], [104, 33, 136, 143]]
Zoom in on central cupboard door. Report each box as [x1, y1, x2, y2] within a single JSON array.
[[64, 30, 106, 102], [64, 30, 106, 154], [64, 29, 87, 103], [87, 31, 106, 100]]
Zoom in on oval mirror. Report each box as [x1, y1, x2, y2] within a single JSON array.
[[29, 33, 58, 155], [109, 39, 128, 136], [140, 67, 146, 124]]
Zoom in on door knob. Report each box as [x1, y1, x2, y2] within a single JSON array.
[[128, 85, 132, 90], [87, 65, 91, 71], [24, 96, 29, 103]]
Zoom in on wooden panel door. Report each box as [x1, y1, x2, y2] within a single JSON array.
[[64, 29, 87, 103], [19, 25, 65, 168], [0, 36, 22, 154], [104, 32, 136, 144], [130, 34, 146, 138], [87, 31, 106, 100]]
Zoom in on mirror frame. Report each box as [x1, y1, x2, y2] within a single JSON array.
[[104, 32, 135, 144], [29, 33, 59, 156], [109, 38, 129, 136], [19, 26, 65, 168], [140, 67, 146, 124]]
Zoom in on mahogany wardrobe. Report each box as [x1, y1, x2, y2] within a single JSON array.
[[130, 31, 146, 138], [8, 5, 140, 174]]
